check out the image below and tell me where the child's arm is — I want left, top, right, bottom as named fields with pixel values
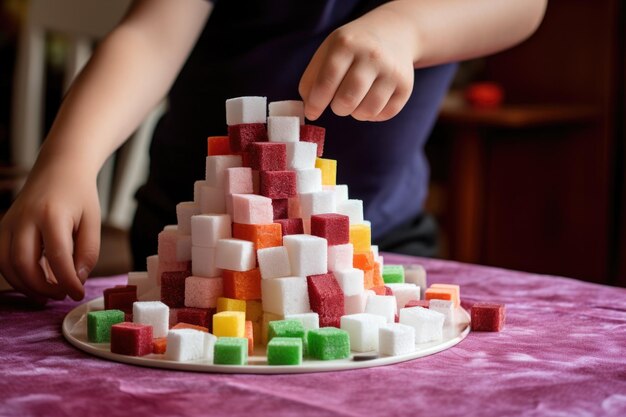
left=0, top=0, right=212, bottom=301
left=300, top=0, right=547, bottom=121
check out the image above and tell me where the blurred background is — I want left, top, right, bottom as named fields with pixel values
left=0, top=0, right=624, bottom=287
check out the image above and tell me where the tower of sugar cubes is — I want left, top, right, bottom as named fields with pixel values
left=110, top=96, right=455, bottom=362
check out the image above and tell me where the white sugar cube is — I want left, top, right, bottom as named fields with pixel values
left=399, top=306, right=445, bottom=344
left=344, top=292, right=368, bottom=315
left=267, top=116, right=300, bottom=142
left=127, top=271, right=152, bottom=298
left=226, top=96, right=267, bottom=126
left=176, top=202, right=200, bottom=235
left=191, top=246, right=220, bottom=278
left=197, top=184, right=226, bottom=214
left=205, top=155, right=242, bottom=188
left=386, top=283, right=421, bottom=311
left=133, top=301, right=169, bottom=338
left=404, top=264, right=428, bottom=296
left=284, top=312, right=319, bottom=331
left=286, top=142, right=317, bottom=170
left=429, top=299, right=455, bottom=326
left=215, top=238, right=256, bottom=271
left=232, top=194, right=273, bottom=225
left=269, top=100, right=305, bottom=124
left=327, top=243, right=353, bottom=272
left=340, top=313, right=387, bottom=352
left=261, top=277, right=311, bottom=316
left=204, top=332, right=217, bottom=362
left=191, top=214, right=232, bottom=248
left=257, top=246, right=292, bottom=279
left=371, top=245, right=380, bottom=261
left=299, top=190, right=336, bottom=220
left=176, top=235, right=191, bottom=262
left=295, top=169, right=322, bottom=194
left=184, top=276, right=223, bottom=308
left=166, top=329, right=206, bottom=361
left=365, top=295, right=397, bottom=323
left=283, top=234, right=328, bottom=277
left=323, top=184, right=349, bottom=204
left=379, top=323, right=416, bottom=356
left=333, top=268, right=364, bottom=296
left=336, top=199, right=364, bottom=224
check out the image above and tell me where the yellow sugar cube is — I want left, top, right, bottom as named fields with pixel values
left=217, top=297, right=246, bottom=313
left=245, top=300, right=263, bottom=323
left=213, top=311, right=246, bottom=337
left=350, top=223, right=371, bottom=253
left=315, top=158, right=337, bottom=186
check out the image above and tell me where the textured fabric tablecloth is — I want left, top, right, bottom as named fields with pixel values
left=1, top=255, right=625, bottom=417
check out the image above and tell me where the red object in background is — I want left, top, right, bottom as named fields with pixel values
left=464, top=82, right=504, bottom=108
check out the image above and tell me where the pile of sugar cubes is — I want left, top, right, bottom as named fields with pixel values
left=83, top=97, right=504, bottom=366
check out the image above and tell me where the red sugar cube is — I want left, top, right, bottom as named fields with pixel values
left=249, top=142, right=286, bottom=171
left=260, top=171, right=297, bottom=199
left=272, top=198, right=289, bottom=219
left=161, top=271, right=190, bottom=308
left=274, top=218, right=304, bottom=236
left=104, top=285, right=137, bottom=314
left=471, top=302, right=506, bottom=332
left=228, top=123, right=267, bottom=152
left=310, top=213, right=349, bottom=245
left=207, top=136, right=232, bottom=156
left=110, top=322, right=153, bottom=356
left=307, top=273, right=345, bottom=328
left=405, top=299, right=430, bottom=309
left=176, top=307, right=215, bottom=331
left=300, top=124, right=325, bottom=157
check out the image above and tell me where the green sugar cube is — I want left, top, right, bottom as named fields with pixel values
left=213, top=337, right=248, bottom=365
left=267, top=337, right=303, bottom=365
left=268, top=320, right=305, bottom=343
left=87, top=309, right=125, bottom=343
left=307, top=327, right=350, bottom=360
left=382, top=265, right=405, bottom=284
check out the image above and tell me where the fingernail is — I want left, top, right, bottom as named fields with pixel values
left=77, top=266, right=90, bottom=282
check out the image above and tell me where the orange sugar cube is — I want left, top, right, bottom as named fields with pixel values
left=245, top=320, right=254, bottom=355
left=207, top=136, right=232, bottom=156
left=152, top=337, right=167, bottom=354
left=430, top=283, right=460, bottom=307
left=353, top=251, right=375, bottom=270
left=371, top=286, right=387, bottom=296
left=171, top=322, right=209, bottom=332
left=232, top=223, right=282, bottom=250
left=425, top=287, right=455, bottom=305
left=363, top=268, right=375, bottom=290
left=223, top=268, right=262, bottom=300
left=372, top=262, right=384, bottom=287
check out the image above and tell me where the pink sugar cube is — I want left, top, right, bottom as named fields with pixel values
left=405, top=299, right=430, bottom=309
left=228, top=123, right=267, bottom=152
left=225, top=167, right=254, bottom=195
left=272, top=198, right=289, bottom=220
left=471, top=302, right=506, bottom=332
left=274, top=218, right=304, bottom=236
left=184, top=276, right=223, bottom=309
left=310, top=213, right=349, bottom=246
left=157, top=229, right=179, bottom=263
left=300, top=124, right=325, bottom=157
left=110, top=322, right=153, bottom=356
left=232, top=194, right=273, bottom=225
left=161, top=271, right=190, bottom=308
left=307, top=273, right=344, bottom=328
left=260, top=170, right=297, bottom=199
left=249, top=142, right=286, bottom=171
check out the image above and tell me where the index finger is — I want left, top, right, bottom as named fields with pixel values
left=40, top=218, right=84, bottom=301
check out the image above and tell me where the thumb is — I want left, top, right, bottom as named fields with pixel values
left=73, top=206, right=101, bottom=284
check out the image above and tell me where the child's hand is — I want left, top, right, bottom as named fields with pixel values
left=299, top=7, right=416, bottom=122
left=0, top=168, right=101, bottom=302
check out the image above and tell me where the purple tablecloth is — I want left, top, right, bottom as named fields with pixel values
left=1, top=255, right=625, bottom=417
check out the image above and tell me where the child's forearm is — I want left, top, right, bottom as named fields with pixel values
left=366, top=0, right=547, bottom=68
left=33, top=0, right=212, bottom=180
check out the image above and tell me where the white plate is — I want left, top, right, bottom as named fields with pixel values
left=62, top=297, right=471, bottom=374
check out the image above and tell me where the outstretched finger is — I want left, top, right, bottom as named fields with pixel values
left=40, top=217, right=84, bottom=301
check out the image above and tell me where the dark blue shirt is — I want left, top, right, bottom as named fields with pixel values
left=141, top=0, right=456, bottom=240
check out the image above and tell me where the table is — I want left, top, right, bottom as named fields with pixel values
left=1, top=254, right=625, bottom=417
